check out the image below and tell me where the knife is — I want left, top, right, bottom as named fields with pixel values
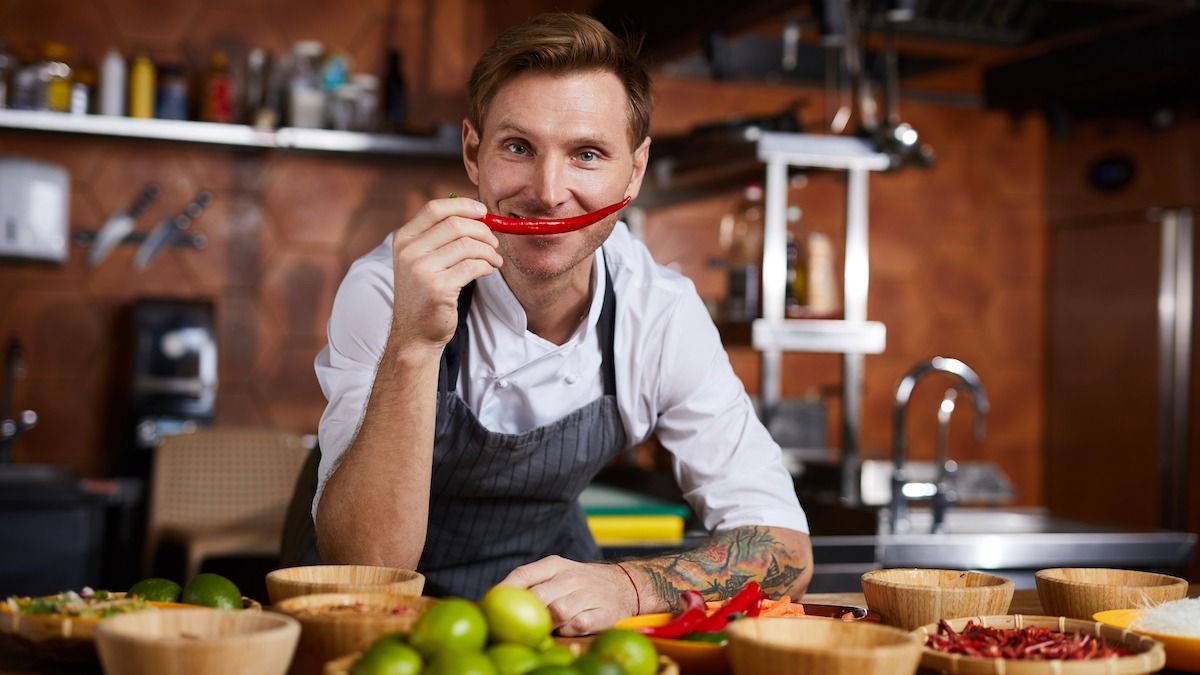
left=88, top=183, right=160, bottom=268
left=133, top=191, right=214, bottom=271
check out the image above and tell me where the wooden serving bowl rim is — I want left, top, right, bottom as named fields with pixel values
left=95, top=607, right=299, bottom=645
left=1034, top=568, right=1189, bottom=590
left=862, top=568, right=1014, bottom=592
left=727, top=615, right=923, bottom=656
left=273, top=591, right=434, bottom=624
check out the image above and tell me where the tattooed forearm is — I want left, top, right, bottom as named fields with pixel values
left=627, top=526, right=809, bottom=612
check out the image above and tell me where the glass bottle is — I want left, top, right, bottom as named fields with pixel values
left=722, top=183, right=765, bottom=323
left=201, top=51, right=233, bottom=123
left=288, top=40, right=325, bottom=128
left=39, top=42, right=72, bottom=112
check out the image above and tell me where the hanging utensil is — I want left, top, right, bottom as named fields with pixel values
left=133, top=191, right=213, bottom=271
left=88, top=183, right=159, bottom=268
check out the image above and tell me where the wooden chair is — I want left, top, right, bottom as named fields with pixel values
left=144, top=428, right=311, bottom=581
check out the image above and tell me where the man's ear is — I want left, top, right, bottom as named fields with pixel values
left=462, top=118, right=481, bottom=186
left=624, top=136, right=652, bottom=200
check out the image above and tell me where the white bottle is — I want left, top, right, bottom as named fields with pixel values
left=99, top=47, right=125, bottom=116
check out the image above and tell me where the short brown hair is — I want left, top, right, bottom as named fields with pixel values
left=467, top=13, right=652, bottom=149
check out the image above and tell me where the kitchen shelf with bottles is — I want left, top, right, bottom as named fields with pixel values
left=631, top=131, right=890, bottom=504
left=0, top=109, right=462, bottom=159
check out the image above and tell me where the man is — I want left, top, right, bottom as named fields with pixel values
left=312, top=13, right=812, bottom=636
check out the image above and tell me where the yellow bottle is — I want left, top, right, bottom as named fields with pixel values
left=42, top=42, right=72, bottom=112
left=128, top=54, right=155, bottom=118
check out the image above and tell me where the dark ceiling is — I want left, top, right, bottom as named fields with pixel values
left=591, top=0, right=1200, bottom=120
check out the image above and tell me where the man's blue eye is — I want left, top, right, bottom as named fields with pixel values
left=506, top=143, right=528, bottom=155
left=579, top=151, right=597, bottom=162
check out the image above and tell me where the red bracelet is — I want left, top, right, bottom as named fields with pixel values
left=615, top=562, right=640, bottom=616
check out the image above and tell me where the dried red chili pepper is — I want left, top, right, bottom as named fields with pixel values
left=482, top=196, right=632, bottom=235
left=693, top=582, right=766, bottom=633
left=925, top=620, right=1131, bottom=661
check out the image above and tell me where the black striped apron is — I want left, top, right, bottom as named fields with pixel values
left=419, top=261, right=627, bottom=599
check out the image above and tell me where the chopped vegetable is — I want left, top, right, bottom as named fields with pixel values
left=3, top=590, right=149, bottom=618
left=926, top=620, right=1131, bottom=660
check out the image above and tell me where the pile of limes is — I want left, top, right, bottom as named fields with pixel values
left=351, top=585, right=658, bottom=675
left=127, top=573, right=243, bottom=609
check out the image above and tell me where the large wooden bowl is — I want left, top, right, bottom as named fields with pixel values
left=1034, top=568, right=1188, bottom=620
left=725, top=616, right=922, bottom=675
left=861, top=569, right=1014, bottom=630
left=95, top=607, right=300, bottom=675
left=272, top=592, right=435, bottom=675
left=265, top=565, right=425, bottom=604
left=912, top=614, right=1165, bottom=674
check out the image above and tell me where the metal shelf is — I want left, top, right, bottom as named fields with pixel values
left=0, top=109, right=462, bottom=158
left=752, top=319, right=886, bottom=354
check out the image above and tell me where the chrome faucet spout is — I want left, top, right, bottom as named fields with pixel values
left=890, top=356, right=989, bottom=534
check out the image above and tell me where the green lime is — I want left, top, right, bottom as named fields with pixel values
left=587, top=630, right=657, bottom=675
left=480, top=586, right=553, bottom=649
left=528, top=667, right=580, bottom=675
left=408, top=597, right=488, bottom=658
left=180, top=573, right=242, bottom=609
left=538, top=645, right=575, bottom=667
left=425, top=650, right=498, bottom=675
left=127, top=577, right=182, bottom=602
left=488, top=643, right=542, bottom=675
left=573, top=654, right=627, bottom=675
left=352, top=639, right=423, bottom=675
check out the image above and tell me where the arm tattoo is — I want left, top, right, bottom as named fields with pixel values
left=631, top=526, right=806, bottom=611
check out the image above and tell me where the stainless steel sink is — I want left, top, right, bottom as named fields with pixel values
left=807, top=507, right=1197, bottom=592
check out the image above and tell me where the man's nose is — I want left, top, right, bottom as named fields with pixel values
left=531, top=156, right=569, bottom=211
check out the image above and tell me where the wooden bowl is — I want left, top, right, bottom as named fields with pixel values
left=273, top=592, right=435, bottom=675
left=861, top=569, right=1014, bottom=630
left=913, top=614, right=1165, bottom=674
left=265, top=565, right=425, bottom=604
left=725, top=616, right=922, bottom=675
left=95, top=607, right=300, bottom=675
left=1034, top=568, right=1188, bottom=620
left=323, top=649, right=682, bottom=674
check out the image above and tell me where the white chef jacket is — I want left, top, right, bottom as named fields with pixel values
left=313, top=222, right=809, bottom=535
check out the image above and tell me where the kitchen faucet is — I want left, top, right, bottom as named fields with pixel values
left=1, top=337, right=38, bottom=464
left=890, top=356, right=988, bottom=534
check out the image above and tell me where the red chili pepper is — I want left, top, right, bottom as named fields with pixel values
left=640, top=590, right=706, bottom=639
left=482, top=196, right=632, bottom=235
left=693, top=582, right=765, bottom=633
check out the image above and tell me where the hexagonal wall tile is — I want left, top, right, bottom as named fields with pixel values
left=259, top=249, right=341, bottom=342
left=263, top=154, right=374, bottom=248
left=16, top=382, right=107, bottom=475
left=217, top=295, right=261, bottom=385
left=0, top=135, right=108, bottom=187
left=2, top=0, right=118, bottom=63
left=178, top=146, right=268, bottom=194
left=90, top=142, right=201, bottom=230
left=175, top=192, right=267, bottom=294
left=264, top=0, right=373, bottom=59
left=0, top=289, right=108, bottom=381
left=214, top=383, right=272, bottom=427
left=104, top=0, right=202, bottom=53
left=180, top=5, right=286, bottom=76
left=256, top=341, right=327, bottom=434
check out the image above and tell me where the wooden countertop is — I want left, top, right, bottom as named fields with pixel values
left=3, top=586, right=1197, bottom=674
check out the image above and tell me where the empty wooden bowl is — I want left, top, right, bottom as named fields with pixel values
left=861, top=569, right=1014, bottom=630
left=1035, top=568, right=1188, bottom=620
left=725, top=616, right=922, bottom=675
left=273, top=592, right=435, bottom=675
left=264, top=565, right=425, bottom=604
left=913, top=614, right=1165, bottom=674
left=94, top=608, right=300, bottom=675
